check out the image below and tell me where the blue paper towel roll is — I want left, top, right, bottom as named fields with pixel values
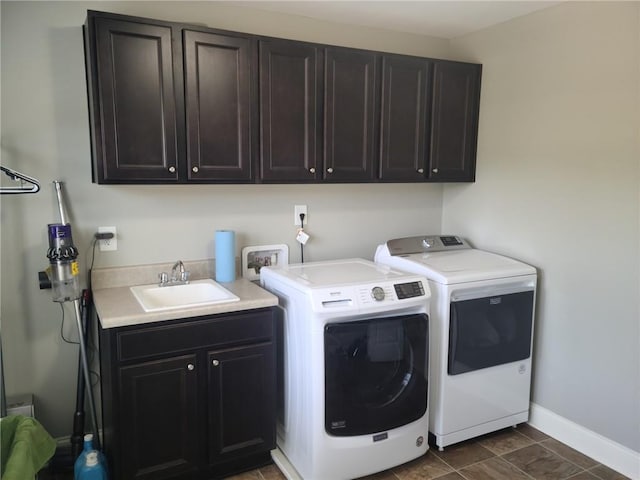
left=215, top=230, right=236, bottom=282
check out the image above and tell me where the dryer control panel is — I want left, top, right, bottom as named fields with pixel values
left=387, top=235, right=471, bottom=255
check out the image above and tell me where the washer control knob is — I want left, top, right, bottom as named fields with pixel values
left=371, top=286, right=385, bottom=301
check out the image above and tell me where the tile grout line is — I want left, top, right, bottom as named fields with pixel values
left=260, top=425, right=624, bottom=480
left=433, top=428, right=576, bottom=480
left=536, top=439, right=609, bottom=479
left=495, top=439, right=554, bottom=480
left=428, top=446, right=466, bottom=478
left=453, top=450, right=539, bottom=480
left=584, top=465, right=620, bottom=480
left=493, top=429, right=543, bottom=480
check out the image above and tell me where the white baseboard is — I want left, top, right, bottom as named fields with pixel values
left=529, top=403, right=640, bottom=480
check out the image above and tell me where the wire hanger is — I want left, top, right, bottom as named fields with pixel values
left=0, top=165, right=41, bottom=194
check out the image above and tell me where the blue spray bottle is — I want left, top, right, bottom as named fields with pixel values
left=74, top=434, right=107, bottom=479
left=77, top=451, right=107, bottom=480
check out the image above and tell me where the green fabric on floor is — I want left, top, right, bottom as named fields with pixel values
left=1, top=415, right=56, bottom=480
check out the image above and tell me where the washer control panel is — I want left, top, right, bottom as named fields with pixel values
left=311, top=279, right=428, bottom=312
left=394, top=281, right=426, bottom=299
left=371, top=286, right=386, bottom=301
left=368, top=282, right=426, bottom=301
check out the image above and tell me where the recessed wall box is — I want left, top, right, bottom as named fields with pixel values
left=242, top=244, right=289, bottom=282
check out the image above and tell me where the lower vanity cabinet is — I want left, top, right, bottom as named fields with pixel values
left=99, top=308, right=276, bottom=480
left=207, top=343, right=275, bottom=466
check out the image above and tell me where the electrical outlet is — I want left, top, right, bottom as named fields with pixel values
left=98, top=226, right=117, bottom=251
left=294, top=205, right=307, bottom=226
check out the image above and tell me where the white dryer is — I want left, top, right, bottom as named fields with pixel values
left=260, top=258, right=431, bottom=480
left=375, top=235, right=537, bottom=450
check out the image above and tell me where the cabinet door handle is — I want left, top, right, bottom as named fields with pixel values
left=212, top=359, right=219, bottom=366
left=417, top=168, right=424, bottom=174
left=309, top=168, right=316, bottom=174
left=432, top=168, right=439, bottom=173
left=192, top=166, right=199, bottom=173
left=187, top=363, right=195, bottom=371
left=168, top=166, right=176, bottom=173
left=327, top=167, right=334, bottom=174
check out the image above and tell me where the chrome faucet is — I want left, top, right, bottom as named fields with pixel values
left=158, top=260, right=190, bottom=286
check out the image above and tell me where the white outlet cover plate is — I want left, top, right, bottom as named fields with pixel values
left=98, top=226, right=117, bottom=251
left=294, top=205, right=307, bottom=225
left=242, top=244, right=289, bottom=281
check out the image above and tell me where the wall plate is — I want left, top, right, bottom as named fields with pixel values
left=242, top=244, right=289, bottom=282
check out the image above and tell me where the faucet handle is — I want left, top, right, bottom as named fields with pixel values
left=180, top=270, right=190, bottom=283
left=159, top=272, right=169, bottom=286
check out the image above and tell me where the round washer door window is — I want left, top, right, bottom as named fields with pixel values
left=324, top=314, right=428, bottom=436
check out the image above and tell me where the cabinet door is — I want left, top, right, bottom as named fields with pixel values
left=259, top=40, right=322, bottom=182
left=379, top=55, right=431, bottom=182
left=429, top=61, right=481, bottom=182
left=324, top=48, right=378, bottom=182
left=184, top=30, right=254, bottom=182
left=207, top=343, right=276, bottom=464
left=119, top=354, right=200, bottom=480
left=89, top=16, right=179, bottom=183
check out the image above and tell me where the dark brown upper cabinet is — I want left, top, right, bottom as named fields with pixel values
left=85, top=11, right=481, bottom=185
left=259, top=44, right=379, bottom=183
left=183, top=30, right=254, bottom=182
left=428, top=60, right=482, bottom=182
left=84, top=11, right=255, bottom=184
left=85, top=14, right=180, bottom=183
left=258, top=39, right=323, bottom=182
left=323, top=48, right=379, bottom=182
left=379, top=55, right=432, bottom=182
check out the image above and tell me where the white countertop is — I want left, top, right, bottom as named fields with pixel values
left=92, top=260, right=278, bottom=329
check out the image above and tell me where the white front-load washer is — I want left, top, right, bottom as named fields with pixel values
left=260, top=258, right=431, bottom=480
left=375, top=236, right=537, bottom=450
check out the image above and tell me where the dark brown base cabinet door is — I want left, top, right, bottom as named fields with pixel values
left=207, top=343, right=276, bottom=465
left=429, top=61, right=482, bottom=182
left=379, top=55, right=432, bottom=182
left=259, top=40, right=323, bottom=182
left=119, top=354, right=200, bottom=480
left=323, top=48, right=379, bottom=182
left=86, top=15, right=180, bottom=183
left=183, top=31, right=254, bottom=182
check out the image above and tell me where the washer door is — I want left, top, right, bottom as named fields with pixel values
left=324, top=314, right=428, bottom=436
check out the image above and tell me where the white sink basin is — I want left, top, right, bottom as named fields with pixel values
left=130, top=279, right=240, bottom=312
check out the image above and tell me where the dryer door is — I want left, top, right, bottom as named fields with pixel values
left=448, top=289, right=534, bottom=375
left=324, top=313, right=428, bottom=436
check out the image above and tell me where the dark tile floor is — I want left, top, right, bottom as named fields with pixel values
left=42, top=424, right=630, bottom=480
left=227, top=425, right=631, bottom=480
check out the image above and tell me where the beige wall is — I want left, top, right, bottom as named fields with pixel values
left=445, top=2, right=640, bottom=452
left=0, top=1, right=447, bottom=437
